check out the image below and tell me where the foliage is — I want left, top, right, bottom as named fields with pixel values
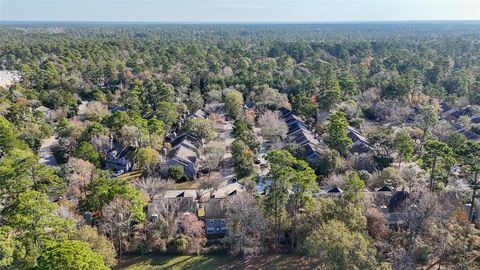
left=224, top=90, right=244, bottom=119
left=325, top=112, right=352, bottom=156
left=184, top=118, right=216, bottom=143
left=36, top=240, right=108, bottom=270
left=168, top=165, right=185, bottom=181
left=84, top=176, right=146, bottom=222
left=74, top=141, right=101, bottom=166
left=73, top=226, right=118, bottom=268
left=304, top=220, right=384, bottom=270
left=136, top=147, right=160, bottom=173
left=231, top=139, right=255, bottom=178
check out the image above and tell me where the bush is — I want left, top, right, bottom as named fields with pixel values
left=171, top=236, right=190, bottom=254
left=168, top=165, right=185, bottom=181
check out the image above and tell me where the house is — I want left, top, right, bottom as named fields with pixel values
left=471, top=115, right=480, bottom=124
left=204, top=198, right=228, bottom=235
left=105, top=142, right=136, bottom=172
left=211, top=183, right=244, bottom=199
left=278, top=107, right=323, bottom=166
left=162, top=133, right=201, bottom=178
left=147, top=193, right=198, bottom=222
left=347, top=126, right=373, bottom=154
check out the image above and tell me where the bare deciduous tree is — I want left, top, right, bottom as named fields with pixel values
left=223, top=193, right=266, bottom=257
left=100, top=198, right=133, bottom=257
left=85, top=101, right=110, bottom=121
left=195, top=176, right=223, bottom=201
left=91, top=134, right=111, bottom=159
left=258, top=111, right=288, bottom=142
left=177, top=214, right=206, bottom=255
left=134, top=177, right=175, bottom=201
left=202, top=142, right=226, bottom=172
left=65, top=157, right=96, bottom=199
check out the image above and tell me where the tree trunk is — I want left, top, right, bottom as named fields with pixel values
left=469, top=172, right=478, bottom=222
left=429, top=156, right=437, bottom=192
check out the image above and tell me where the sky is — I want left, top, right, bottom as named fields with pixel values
left=0, top=0, right=479, bottom=23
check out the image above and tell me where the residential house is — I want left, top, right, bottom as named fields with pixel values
left=162, top=133, right=201, bottom=178
left=105, top=142, right=136, bottom=172
left=278, top=107, right=323, bottom=166
left=147, top=190, right=198, bottom=221
left=347, top=126, right=373, bottom=155
left=204, top=198, right=228, bottom=235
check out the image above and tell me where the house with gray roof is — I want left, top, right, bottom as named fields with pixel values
left=278, top=107, right=323, bottom=166
left=105, top=142, right=136, bottom=172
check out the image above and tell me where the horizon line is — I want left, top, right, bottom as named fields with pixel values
left=1, top=19, right=480, bottom=25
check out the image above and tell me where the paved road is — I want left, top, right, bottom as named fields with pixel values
left=38, top=136, right=59, bottom=166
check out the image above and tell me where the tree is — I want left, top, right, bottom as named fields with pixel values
left=134, top=177, right=175, bottom=201
left=85, top=101, right=110, bottom=121
left=339, top=71, right=360, bottom=99
left=317, top=68, right=342, bottom=111
left=231, top=139, right=254, bottom=178
left=224, top=193, right=267, bottom=257
left=195, top=176, right=223, bottom=201
left=0, top=149, right=64, bottom=206
left=224, top=90, right=244, bottom=119
left=0, top=115, right=22, bottom=152
left=459, top=141, right=480, bottom=221
left=147, top=118, right=166, bottom=149
left=304, top=220, right=382, bottom=270
left=65, top=157, right=96, bottom=199
left=325, top=112, right=352, bottom=156
left=73, top=226, right=117, bottom=268
left=168, top=165, right=185, bottom=181
left=36, top=240, right=108, bottom=270
left=74, top=141, right=101, bottom=166
left=100, top=198, right=134, bottom=257
left=136, top=147, right=160, bottom=174
left=292, top=95, right=317, bottom=121
left=184, top=118, right=216, bottom=143
left=5, top=191, right=74, bottom=268
left=265, top=150, right=317, bottom=250
left=257, top=111, right=288, bottom=142
left=421, top=140, right=455, bottom=191
left=394, top=131, right=414, bottom=168
left=177, top=214, right=206, bottom=255
left=416, top=105, right=439, bottom=144
left=156, top=101, right=179, bottom=129
left=202, top=142, right=226, bottom=172
left=84, top=176, right=146, bottom=222
left=0, top=226, right=18, bottom=268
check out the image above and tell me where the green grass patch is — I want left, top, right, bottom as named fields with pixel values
left=174, top=181, right=197, bottom=189
left=117, top=170, right=142, bottom=181
left=117, top=254, right=320, bottom=270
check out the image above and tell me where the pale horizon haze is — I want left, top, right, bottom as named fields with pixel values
left=0, top=0, right=479, bottom=23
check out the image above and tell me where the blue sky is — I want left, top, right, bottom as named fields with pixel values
left=1, top=0, right=479, bottom=22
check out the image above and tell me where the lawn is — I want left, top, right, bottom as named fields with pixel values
left=117, top=254, right=320, bottom=270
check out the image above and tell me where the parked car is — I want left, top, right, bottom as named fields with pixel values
left=113, top=170, right=124, bottom=177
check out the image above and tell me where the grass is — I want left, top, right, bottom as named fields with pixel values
left=174, top=181, right=197, bottom=189
left=117, top=170, right=142, bottom=181
left=117, top=254, right=320, bottom=270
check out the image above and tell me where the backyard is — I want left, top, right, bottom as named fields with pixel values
left=117, top=254, right=320, bottom=270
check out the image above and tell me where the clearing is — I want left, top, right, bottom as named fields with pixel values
left=117, top=254, right=320, bottom=270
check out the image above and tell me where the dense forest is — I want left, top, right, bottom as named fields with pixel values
left=0, top=23, right=480, bottom=269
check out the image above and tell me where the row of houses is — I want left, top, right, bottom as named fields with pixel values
left=278, top=107, right=323, bottom=165
left=147, top=183, right=244, bottom=235
left=440, top=103, right=480, bottom=141
left=104, top=109, right=209, bottom=177
left=278, top=107, right=373, bottom=160
left=160, top=109, right=209, bottom=179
